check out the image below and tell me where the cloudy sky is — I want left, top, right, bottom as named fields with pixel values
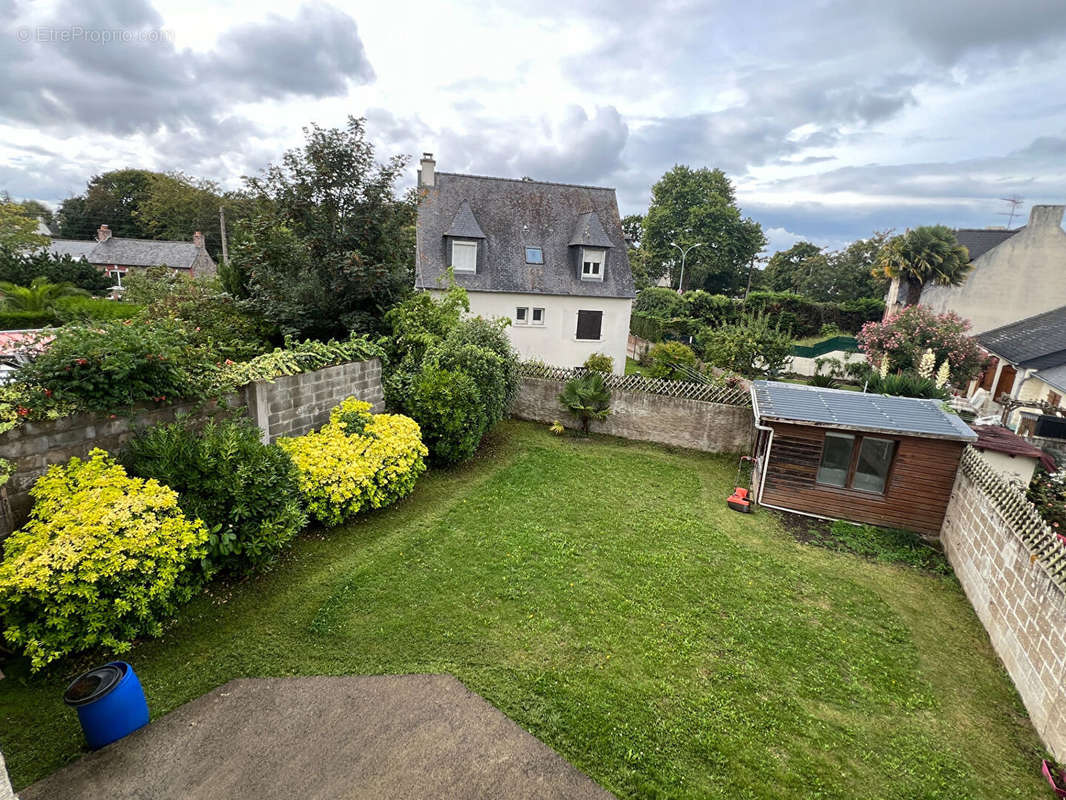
left=3, top=0, right=1066, bottom=253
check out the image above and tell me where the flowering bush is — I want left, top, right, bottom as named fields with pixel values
left=0, top=450, right=208, bottom=670
left=278, top=398, right=427, bottom=526
left=856, top=306, right=986, bottom=385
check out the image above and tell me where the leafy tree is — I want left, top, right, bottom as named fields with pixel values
left=646, top=341, right=699, bottom=380
left=0, top=202, right=49, bottom=251
left=697, top=312, right=792, bottom=377
left=0, top=246, right=114, bottom=293
left=621, top=214, right=644, bottom=247
left=558, top=372, right=611, bottom=435
left=763, top=242, right=824, bottom=293
left=56, top=169, right=157, bottom=239
left=811, top=233, right=890, bottom=302
left=874, top=225, right=972, bottom=306
left=0, top=277, right=87, bottom=311
left=634, top=287, right=686, bottom=318
left=642, top=166, right=765, bottom=295
left=237, top=117, right=416, bottom=339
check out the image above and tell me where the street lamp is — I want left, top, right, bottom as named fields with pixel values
left=670, top=241, right=703, bottom=294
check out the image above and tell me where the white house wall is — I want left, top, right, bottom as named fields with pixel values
left=919, top=206, right=1066, bottom=334
left=429, top=290, right=632, bottom=374
left=976, top=449, right=1039, bottom=486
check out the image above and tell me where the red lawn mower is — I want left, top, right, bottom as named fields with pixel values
left=727, top=456, right=757, bottom=513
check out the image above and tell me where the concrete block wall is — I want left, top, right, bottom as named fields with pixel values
left=247, top=359, right=384, bottom=443
left=513, top=376, right=753, bottom=453
left=0, top=359, right=384, bottom=536
left=940, top=468, right=1066, bottom=760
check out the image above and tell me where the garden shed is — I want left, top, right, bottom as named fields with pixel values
left=750, top=381, right=977, bottom=535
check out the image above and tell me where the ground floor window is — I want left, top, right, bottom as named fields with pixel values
left=576, top=310, right=603, bottom=340
left=515, top=307, right=528, bottom=324
left=531, top=307, right=544, bottom=325
left=815, top=432, right=895, bottom=494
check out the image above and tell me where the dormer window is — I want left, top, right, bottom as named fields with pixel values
left=525, top=247, right=544, bottom=264
left=581, top=248, right=605, bottom=281
left=451, top=240, right=478, bottom=273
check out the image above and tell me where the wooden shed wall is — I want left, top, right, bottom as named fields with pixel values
left=760, top=421, right=966, bottom=535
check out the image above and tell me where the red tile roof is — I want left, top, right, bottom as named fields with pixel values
left=971, top=424, right=1056, bottom=472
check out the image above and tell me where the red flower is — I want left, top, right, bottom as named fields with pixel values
left=76, top=358, right=88, bottom=366
left=16, top=406, right=29, bottom=417
left=43, top=389, right=52, bottom=398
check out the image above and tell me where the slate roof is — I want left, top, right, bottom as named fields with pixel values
left=970, top=424, right=1055, bottom=471
left=47, top=237, right=202, bottom=269
left=977, top=305, right=1066, bottom=367
left=955, top=227, right=1020, bottom=261
left=416, top=172, right=635, bottom=298
left=444, top=201, right=486, bottom=238
left=751, top=380, right=977, bottom=442
left=1035, top=364, right=1066, bottom=395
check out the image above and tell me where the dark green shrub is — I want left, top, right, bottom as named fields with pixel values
left=407, top=366, right=486, bottom=464
left=17, top=319, right=215, bottom=410
left=697, top=313, right=792, bottom=378
left=629, top=311, right=664, bottom=341
left=0, top=310, right=55, bottom=330
left=0, top=246, right=114, bottom=294
left=122, top=416, right=307, bottom=573
left=807, top=373, right=839, bottom=388
left=559, top=371, right=611, bottom=435
left=634, top=287, right=685, bottom=318
left=53, top=296, right=142, bottom=322
left=866, top=371, right=948, bottom=399
left=646, top=341, right=699, bottom=380
left=683, top=290, right=735, bottom=326
left=584, top=353, right=614, bottom=373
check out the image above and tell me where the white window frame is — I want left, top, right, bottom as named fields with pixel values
left=451, top=240, right=478, bottom=273
left=515, top=306, right=529, bottom=325
left=531, top=307, right=545, bottom=326
left=581, top=248, right=605, bottom=281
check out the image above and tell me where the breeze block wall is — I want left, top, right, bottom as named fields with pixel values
left=513, top=375, right=754, bottom=453
left=246, top=359, right=384, bottom=443
left=940, top=447, right=1066, bottom=760
left=0, top=359, right=384, bottom=536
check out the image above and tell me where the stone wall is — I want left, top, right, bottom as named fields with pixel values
left=940, top=449, right=1066, bottom=760
left=246, top=359, right=384, bottom=443
left=513, top=376, right=753, bottom=453
left=0, top=359, right=384, bottom=535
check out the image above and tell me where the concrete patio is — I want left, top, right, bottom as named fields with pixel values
left=22, top=674, right=615, bottom=800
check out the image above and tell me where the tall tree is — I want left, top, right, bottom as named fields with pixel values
left=809, top=232, right=891, bottom=302
left=0, top=201, right=49, bottom=251
left=762, top=241, right=824, bottom=293
left=874, top=225, right=971, bottom=305
left=233, top=117, right=415, bottom=339
left=56, top=169, right=157, bottom=239
left=642, top=166, right=765, bottom=295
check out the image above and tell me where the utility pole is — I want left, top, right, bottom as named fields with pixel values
left=218, top=206, right=229, bottom=265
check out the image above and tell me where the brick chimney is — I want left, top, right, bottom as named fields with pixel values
left=418, top=152, right=435, bottom=188
left=192, top=231, right=205, bottom=249
left=96, top=224, right=112, bottom=242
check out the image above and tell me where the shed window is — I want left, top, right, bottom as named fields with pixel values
left=853, top=437, right=894, bottom=494
left=816, top=433, right=854, bottom=488
left=581, top=248, right=604, bottom=281
left=451, top=240, right=477, bottom=273
left=525, top=247, right=544, bottom=264
left=576, top=310, right=603, bottom=340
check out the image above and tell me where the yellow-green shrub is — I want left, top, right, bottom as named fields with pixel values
left=278, top=398, right=428, bottom=526
left=0, top=450, right=208, bottom=671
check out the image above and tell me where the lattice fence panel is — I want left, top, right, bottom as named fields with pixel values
left=960, top=446, right=1066, bottom=591
left=518, top=363, right=751, bottom=407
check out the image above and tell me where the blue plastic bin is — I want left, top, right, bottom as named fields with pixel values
left=63, top=661, right=149, bottom=749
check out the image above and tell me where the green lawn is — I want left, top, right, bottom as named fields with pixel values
left=0, top=421, right=1047, bottom=798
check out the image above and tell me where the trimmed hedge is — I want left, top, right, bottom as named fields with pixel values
left=0, top=311, right=56, bottom=330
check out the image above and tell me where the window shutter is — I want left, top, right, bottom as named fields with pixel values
left=576, top=310, right=603, bottom=340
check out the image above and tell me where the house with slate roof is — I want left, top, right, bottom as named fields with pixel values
left=885, top=204, right=1066, bottom=335
left=47, top=224, right=217, bottom=295
left=414, top=154, right=635, bottom=373
left=971, top=304, right=1066, bottom=430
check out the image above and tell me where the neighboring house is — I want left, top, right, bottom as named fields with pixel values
left=970, top=304, right=1066, bottom=430
left=750, top=380, right=977, bottom=535
left=970, top=424, right=1054, bottom=486
left=414, top=154, right=635, bottom=373
left=886, top=204, right=1066, bottom=335
left=47, top=224, right=217, bottom=292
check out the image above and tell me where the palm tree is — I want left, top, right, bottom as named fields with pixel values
left=874, top=225, right=972, bottom=306
left=558, top=372, right=612, bottom=435
left=0, top=277, right=88, bottom=312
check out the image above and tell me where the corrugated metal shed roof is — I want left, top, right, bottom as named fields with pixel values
left=752, top=380, right=977, bottom=441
